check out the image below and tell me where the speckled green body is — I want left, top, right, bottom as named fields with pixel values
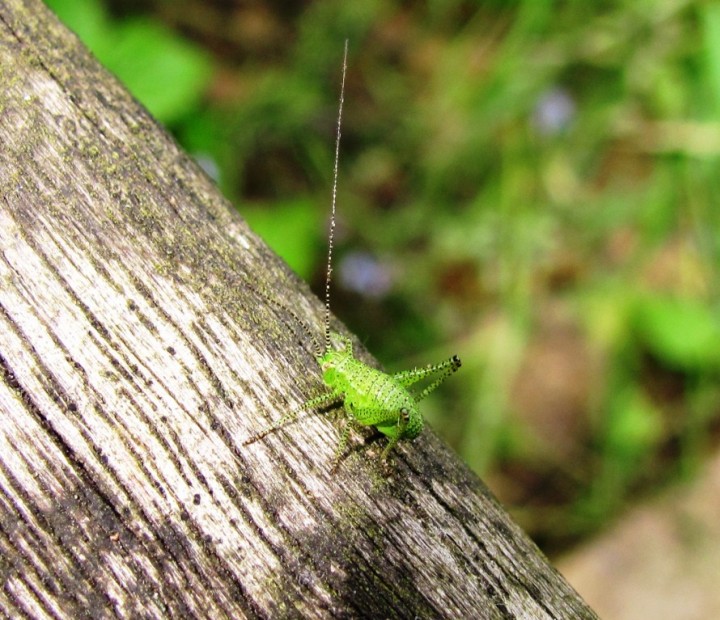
left=244, top=332, right=461, bottom=466
left=319, top=334, right=423, bottom=458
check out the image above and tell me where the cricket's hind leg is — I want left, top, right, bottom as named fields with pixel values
left=392, top=355, right=462, bottom=401
left=244, top=390, right=342, bottom=445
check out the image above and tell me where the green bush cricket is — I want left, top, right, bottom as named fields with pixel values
left=244, top=41, right=461, bottom=469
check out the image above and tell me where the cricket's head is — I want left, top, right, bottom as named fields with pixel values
left=317, top=347, right=347, bottom=383
left=317, top=333, right=352, bottom=381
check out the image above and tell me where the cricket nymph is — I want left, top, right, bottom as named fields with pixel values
left=319, top=334, right=424, bottom=460
left=243, top=41, right=461, bottom=470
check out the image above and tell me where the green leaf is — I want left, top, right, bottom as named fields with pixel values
left=243, top=200, right=320, bottom=280
left=634, top=296, right=720, bottom=370
left=45, top=2, right=211, bottom=124
left=97, top=19, right=212, bottom=124
left=44, top=0, right=110, bottom=48
left=605, top=387, right=663, bottom=459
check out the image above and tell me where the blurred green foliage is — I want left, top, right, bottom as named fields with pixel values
left=46, top=0, right=720, bottom=553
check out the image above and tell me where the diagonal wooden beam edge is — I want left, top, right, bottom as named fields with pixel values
left=0, top=2, right=597, bottom=618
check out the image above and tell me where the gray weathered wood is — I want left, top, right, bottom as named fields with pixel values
left=0, top=1, right=598, bottom=618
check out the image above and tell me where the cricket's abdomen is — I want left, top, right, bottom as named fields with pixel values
left=323, top=353, right=423, bottom=439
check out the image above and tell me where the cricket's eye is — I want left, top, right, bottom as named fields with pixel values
left=400, top=407, right=409, bottom=421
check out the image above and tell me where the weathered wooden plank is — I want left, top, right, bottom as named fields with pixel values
left=0, top=1, right=598, bottom=618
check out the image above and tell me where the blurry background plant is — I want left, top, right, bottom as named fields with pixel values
left=45, top=0, right=720, bottom=556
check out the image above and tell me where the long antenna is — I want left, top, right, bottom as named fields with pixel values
left=323, top=39, right=348, bottom=355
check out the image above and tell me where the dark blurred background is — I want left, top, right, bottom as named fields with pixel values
left=43, top=0, right=720, bottom=613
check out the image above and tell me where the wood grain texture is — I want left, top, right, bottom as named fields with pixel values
left=0, top=1, right=598, bottom=618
